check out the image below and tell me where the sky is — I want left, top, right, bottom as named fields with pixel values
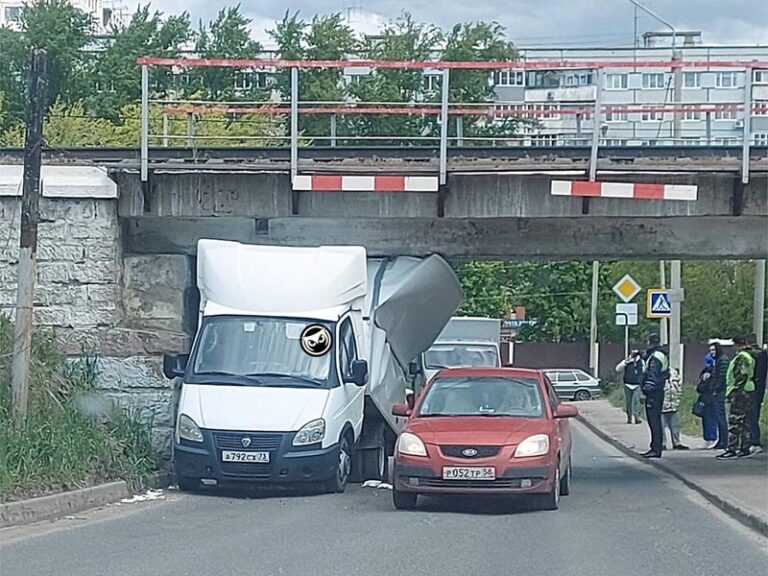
left=147, top=0, right=768, bottom=48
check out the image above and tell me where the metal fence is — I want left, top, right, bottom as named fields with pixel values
left=138, top=56, right=768, bottom=188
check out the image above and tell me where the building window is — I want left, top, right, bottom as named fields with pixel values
left=716, top=137, right=737, bottom=146
left=754, top=133, right=768, bottom=146
left=683, top=72, right=701, bottom=89
left=605, top=109, right=628, bottom=122
left=4, top=6, right=21, bottom=22
left=682, top=106, right=701, bottom=121
left=714, top=109, right=738, bottom=120
left=563, top=103, right=593, bottom=121
left=641, top=109, right=664, bottom=122
left=642, top=73, right=667, bottom=89
left=753, top=100, right=768, bottom=117
left=605, top=74, right=628, bottom=90
left=680, top=137, right=701, bottom=146
left=234, top=72, right=253, bottom=91
left=530, top=134, right=558, bottom=147
left=715, top=72, right=739, bottom=88
left=643, top=139, right=658, bottom=147
left=528, top=103, right=560, bottom=119
left=423, top=75, right=441, bottom=92
left=753, top=70, right=768, bottom=85
left=562, top=70, right=593, bottom=86
left=494, top=70, right=524, bottom=87
left=601, top=139, right=627, bottom=146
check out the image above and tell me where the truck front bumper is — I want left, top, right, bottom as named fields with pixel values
left=174, top=429, right=339, bottom=485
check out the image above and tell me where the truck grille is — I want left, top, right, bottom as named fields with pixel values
left=220, top=462, right=273, bottom=478
left=440, top=445, right=501, bottom=459
left=213, top=432, right=282, bottom=451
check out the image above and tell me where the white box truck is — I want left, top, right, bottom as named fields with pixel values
left=422, top=316, right=502, bottom=383
left=163, top=240, right=462, bottom=492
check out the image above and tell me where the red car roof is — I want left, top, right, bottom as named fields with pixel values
left=431, top=367, right=542, bottom=378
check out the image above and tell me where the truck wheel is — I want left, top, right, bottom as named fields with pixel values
left=323, top=436, right=352, bottom=494
left=392, top=488, right=418, bottom=510
left=361, top=441, right=387, bottom=482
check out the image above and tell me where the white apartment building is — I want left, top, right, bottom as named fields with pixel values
left=0, top=0, right=127, bottom=33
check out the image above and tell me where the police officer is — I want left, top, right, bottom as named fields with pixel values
left=641, top=333, right=668, bottom=459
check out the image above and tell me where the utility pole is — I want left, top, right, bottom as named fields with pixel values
left=11, top=49, right=47, bottom=425
left=755, top=260, right=766, bottom=345
left=659, top=260, right=668, bottom=345
left=589, top=261, right=600, bottom=376
left=669, top=260, right=682, bottom=376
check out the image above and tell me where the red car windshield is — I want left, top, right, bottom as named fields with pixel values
left=418, top=376, right=544, bottom=418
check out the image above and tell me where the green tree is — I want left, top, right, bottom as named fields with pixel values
left=89, top=5, right=192, bottom=121
left=345, top=13, right=442, bottom=145
left=22, top=0, right=93, bottom=108
left=455, top=261, right=511, bottom=318
left=439, top=21, right=522, bottom=143
left=193, top=6, right=264, bottom=102
left=0, top=29, right=27, bottom=132
left=269, top=12, right=358, bottom=143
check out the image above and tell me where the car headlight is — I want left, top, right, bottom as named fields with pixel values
left=293, top=419, right=326, bottom=446
left=514, top=434, right=550, bottom=458
left=178, top=414, right=203, bottom=443
left=397, top=432, right=427, bottom=457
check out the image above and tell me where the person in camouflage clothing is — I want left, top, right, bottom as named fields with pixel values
left=661, top=368, right=689, bottom=450
left=717, top=336, right=756, bottom=459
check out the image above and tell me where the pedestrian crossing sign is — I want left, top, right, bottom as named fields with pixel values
left=647, top=289, right=672, bottom=318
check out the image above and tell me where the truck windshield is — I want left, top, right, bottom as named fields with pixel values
left=424, top=344, right=499, bottom=369
left=189, top=316, right=332, bottom=386
left=418, top=376, right=544, bottom=418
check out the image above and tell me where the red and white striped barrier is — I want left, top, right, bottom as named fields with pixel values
left=551, top=180, right=697, bottom=201
left=293, top=174, right=439, bottom=192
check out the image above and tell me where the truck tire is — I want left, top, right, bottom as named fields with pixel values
left=352, top=425, right=388, bottom=483
left=322, top=436, right=352, bottom=494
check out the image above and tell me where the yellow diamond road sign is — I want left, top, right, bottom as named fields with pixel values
left=613, top=274, right=641, bottom=303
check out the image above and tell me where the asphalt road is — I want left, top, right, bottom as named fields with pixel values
left=2, top=422, right=766, bottom=576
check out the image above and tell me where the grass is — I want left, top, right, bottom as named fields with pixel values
left=0, top=315, right=158, bottom=501
left=604, top=380, right=768, bottom=446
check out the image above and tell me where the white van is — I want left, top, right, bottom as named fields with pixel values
left=163, top=240, right=461, bottom=492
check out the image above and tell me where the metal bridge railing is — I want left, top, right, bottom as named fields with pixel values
left=139, top=57, right=768, bottom=189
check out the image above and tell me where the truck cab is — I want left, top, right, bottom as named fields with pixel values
left=423, top=317, right=502, bottom=383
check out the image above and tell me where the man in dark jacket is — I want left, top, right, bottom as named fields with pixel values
left=747, top=334, right=767, bottom=454
left=709, top=341, right=730, bottom=450
left=640, top=333, right=668, bottom=458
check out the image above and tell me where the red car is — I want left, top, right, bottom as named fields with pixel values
left=391, top=368, right=578, bottom=511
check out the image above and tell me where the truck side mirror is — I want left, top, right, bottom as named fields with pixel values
left=163, top=353, right=189, bottom=380
left=407, top=361, right=419, bottom=376
left=392, top=403, right=412, bottom=417
left=350, top=359, right=368, bottom=386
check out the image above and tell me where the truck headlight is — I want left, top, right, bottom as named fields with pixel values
left=397, top=432, right=427, bottom=457
left=178, top=414, right=204, bottom=443
left=514, top=434, right=550, bottom=458
left=293, top=419, right=326, bottom=446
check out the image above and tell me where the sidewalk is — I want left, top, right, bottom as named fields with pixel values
left=577, top=399, right=768, bottom=535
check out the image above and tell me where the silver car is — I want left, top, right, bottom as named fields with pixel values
left=544, top=369, right=602, bottom=401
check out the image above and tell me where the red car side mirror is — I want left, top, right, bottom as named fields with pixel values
left=392, top=403, right=412, bottom=418
left=555, top=404, right=579, bottom=419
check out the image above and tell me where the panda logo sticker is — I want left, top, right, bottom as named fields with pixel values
left=300, top=325, right=332, bottom=357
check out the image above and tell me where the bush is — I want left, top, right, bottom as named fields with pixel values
left=0, top=315, right=158, bottom=500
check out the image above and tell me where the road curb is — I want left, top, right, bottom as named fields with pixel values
left=577, top=414, right=768, bottom=537
left=0, top=472, right=170, bottom=529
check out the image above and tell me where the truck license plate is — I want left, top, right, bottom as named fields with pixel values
left=221, top=451, right=270, bottom=463
left=442, top=467, right=495, bottom=480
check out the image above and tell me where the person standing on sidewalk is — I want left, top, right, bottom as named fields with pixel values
left=709, top=341, right=730, bottom=451
left=662, top=368, right=689, bottom=451
left=698, top=351, right=718, bottom=448
left=616, top=350, right=644, bottom=425
left=718, top=336, right=756, bottom=459
left=640, top=333, right=668, bottom=459
left=746, top=334, right=767, bottom=454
